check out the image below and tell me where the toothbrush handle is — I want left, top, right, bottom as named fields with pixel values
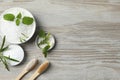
left=28, top=72, right=39, bottom=80
left=15, top=70, right=28, bottom=80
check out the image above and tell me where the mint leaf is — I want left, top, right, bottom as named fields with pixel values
left=42, top=45, right=50, bottom=57
left=38, top=30, right=46, bottom=38
left=16, top=19, right=20, bottom=26
left=22, top=16, right=33, bottom=25
left=16, top=12, right=22, bottom=19
left=3, top=14, right=15, bottom=21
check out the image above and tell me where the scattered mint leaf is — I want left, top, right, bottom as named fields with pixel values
left=42, top=45, right=50, bottom=57
left=16, top=12, right=22, bottom=19
left=22, top=16, right=33, bottom=25
left=16, top=19, right=20, bottom=26
left=3, top=14, right=15, bottom=21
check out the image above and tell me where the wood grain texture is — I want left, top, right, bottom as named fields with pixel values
left=0, top=0, right=120, bottom=80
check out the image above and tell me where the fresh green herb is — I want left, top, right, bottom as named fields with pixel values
left=0, top=57, right=9, bottom=71
left=37, top=30, right=51, bottom=57
left=21, top=33, right=28, bottom=38
left=19, top=33, right=28, bottom=42
left=3, top=13, right=15, bottom=21
left=19, top=37, right=26, bottom=43
left=0, top=36, right=19, bottom=71
left=4, top=56, right=19, bottom=62
left=0, top=36, right=6, bottom=50
left=42, top=45, right=50, bottom=57
left=16, top=12, right=22, bottom=19
left=22, top=16, right=33, bottom=25
left=16, top=19, right=20, bottom=26
left=38, top=30, right=46, bottom=38
left=16, top=13, right=21, bottom=26
left=38, top=33, right=50, bottom=46
left=19, top=33, right=28, bottom=43
left=0, top=46, right=9, bottom=52
left=3, top=12, right=34, bottom=26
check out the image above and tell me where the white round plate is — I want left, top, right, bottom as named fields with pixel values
left=0, top=7, right=36, bottom=44
left=35, top=33, right=55, bottom=50
left=3, top=45, right=24, bottom=66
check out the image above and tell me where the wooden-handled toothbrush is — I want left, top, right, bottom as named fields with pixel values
left=28, top=60, right=49, bottom=80
left=15, top=59, right=38, bottom=80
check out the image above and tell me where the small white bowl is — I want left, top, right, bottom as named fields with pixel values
left=0, top=7, right=36, bottom=44
left=3, top=45, right=24, bottom=66
left=35, top=33, right=55, bottom=51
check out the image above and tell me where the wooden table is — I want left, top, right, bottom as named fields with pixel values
left=1, top=0, right=120, bottom=80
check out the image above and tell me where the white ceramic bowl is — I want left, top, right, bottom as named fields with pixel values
left=3, top=45, right=24, bottom=66
left=0, top=7, right=36, bottom=44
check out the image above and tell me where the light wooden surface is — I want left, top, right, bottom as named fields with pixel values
left=1, top=0, right=120, bottom=80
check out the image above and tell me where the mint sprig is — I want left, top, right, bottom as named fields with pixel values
left=3, top=12, right=34, bottom=26
left=0, top=36, right=19, bottom=71
left=37, top=30, right=51, bottom=57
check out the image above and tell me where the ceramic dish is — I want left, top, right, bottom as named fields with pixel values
left=3, top=45, right=24, bottom=66
left=0, top=7, right=36, bottom=44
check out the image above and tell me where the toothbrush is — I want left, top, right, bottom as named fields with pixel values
left=28, top=60, right=49, bottom=80
left=15, top=59, right=38, bottom=80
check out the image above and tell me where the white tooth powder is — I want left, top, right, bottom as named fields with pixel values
left=0, top=7, right=36, bottom=44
